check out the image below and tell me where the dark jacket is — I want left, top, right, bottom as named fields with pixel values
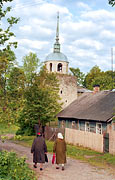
left=31, top=136, right=47, bottom=163
left=53, top=138, right=66, bottom=164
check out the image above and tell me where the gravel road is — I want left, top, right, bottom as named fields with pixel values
left=0, top=140, right=115, bottom=180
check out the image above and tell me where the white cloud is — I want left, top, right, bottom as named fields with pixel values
left=19, top=22, right=52, bottom=36
left=19, top=25, right=32, bottom=33
left=38, top=3, right=69, bottom=16
left=72, top=38, right=103, bottom=50
left=30, top=18, right=45, bottom=26
left=62, top=20, right=101, bottom=36
left=13, top=2, right=70, bottom=19
left=34, top=0, right=46, bottom=3
left=81, top=9, right=115, bottom=21
left=100, top=30, right=115, bottom=39
left=74, top=48, right=98, bottom=59
left=18, top=39, right=49, bottom=50
left=76, top=2, right=91, bottom=11
left=110, top=20, right=115, bottom=27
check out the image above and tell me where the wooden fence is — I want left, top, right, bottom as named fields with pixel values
left=107, top=123, right=115, bottom=155
left=65, top=128, right=103, bottom=153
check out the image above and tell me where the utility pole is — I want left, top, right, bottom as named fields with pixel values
left=111, top=47, right=113, bottom=90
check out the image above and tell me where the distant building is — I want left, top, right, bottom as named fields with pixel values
left=44, top=13, right=77, bottom=108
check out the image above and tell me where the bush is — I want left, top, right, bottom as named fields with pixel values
left=0, top=151, right=37, bottom=180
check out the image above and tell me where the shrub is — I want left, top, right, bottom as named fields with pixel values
left=0, top=151, right=37, bottom=180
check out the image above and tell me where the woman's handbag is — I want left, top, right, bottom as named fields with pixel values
left=52, top=153, right=55, bottom=164
left=45, top=154, right=48, bottom=162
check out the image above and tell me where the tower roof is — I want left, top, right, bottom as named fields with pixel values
left=45, top=52, right=68, bottom=62
left=45, top=12, right=68, bottom=62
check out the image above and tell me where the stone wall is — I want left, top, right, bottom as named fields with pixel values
left=65, top=128, right=104, bottom=153
left=57, top=74, right=77, bottom=108
left=45, top=61, right=77, bottom=109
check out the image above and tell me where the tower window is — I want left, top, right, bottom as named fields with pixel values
left=50, top=63, right=52, bottom=72
left=60, top=90, right=62, bottom=94
left=57, top=63, right=62, bottom=72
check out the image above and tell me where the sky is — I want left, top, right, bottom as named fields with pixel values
left=1, top=0, right=115, bottom=74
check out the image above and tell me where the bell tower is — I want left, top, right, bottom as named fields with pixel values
left=45, top=12, right=69, bottom=74
left=44, top=13, right=77, bottom=108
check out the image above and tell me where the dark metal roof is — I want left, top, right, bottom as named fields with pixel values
left=57, top=91, right=115, bottom=122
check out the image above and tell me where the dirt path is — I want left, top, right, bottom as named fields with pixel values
left=0, top=140, right=115, bottom=180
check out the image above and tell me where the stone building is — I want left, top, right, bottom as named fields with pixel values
left=44, top=13, right=77, bottom=108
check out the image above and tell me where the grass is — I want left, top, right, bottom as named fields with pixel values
left=0, top=123, right=19, bottom=134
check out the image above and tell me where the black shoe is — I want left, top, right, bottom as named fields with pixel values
left=62, top=167, right=64, bottom=171
left=56, top=167, right=59, bottom=169
left=34, top=165, right=37, bottom=168
left=40, top=168, right=43, bottom=171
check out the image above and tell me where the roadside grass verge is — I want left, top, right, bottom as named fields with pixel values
left=0, top=123, right=19, bottom=135
left=10, top=135, right=115, bottom=170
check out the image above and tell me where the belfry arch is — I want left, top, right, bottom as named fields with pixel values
left=50, top=63, right=52, bottom=72
left=57, top=63, right=62, bottom=72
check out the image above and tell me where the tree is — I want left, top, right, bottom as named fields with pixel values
left=17, top=66, right=62, bottom=135
left=84, top=66, right=115, bottom=90
left=0, top=0, right=19, bottom=92
left=0, top=0, right=19, bottom=123
left=84, top=66, right=101, bottom=89
left=109, top=0, right=115, bottom=6
left=22, top=52, right=41, bottom=85
left=0, top=66, right=26, bottom=124
left=6, top=67, right=26, bottom=123
left=0, top=0, right=19, bottom=51
left=105, top=70, right=115, bottom=89
left=0, top=51, right=16, bottom=97
left=69, top=67, right=85, bottom=86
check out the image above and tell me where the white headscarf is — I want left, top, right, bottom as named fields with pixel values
left=57, top=133, right=63, bottom=139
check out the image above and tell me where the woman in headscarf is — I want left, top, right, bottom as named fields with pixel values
left=31, top=132, right=47, bottom=170
left=53, top=132, right=66, bottom=170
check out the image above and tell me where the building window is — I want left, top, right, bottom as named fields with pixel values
left=61, top=120, right=65, bottom=128
left=72, top=121, right=76, bottom=129
left=60, top=90, right=62, bottom=94
left=85, top=122, right=90, bottom=132
left=50, top=63, right=52, bottom=72
left=57, top=63, right=62, bottom=72
left=96, top=123, right=102, bottom=134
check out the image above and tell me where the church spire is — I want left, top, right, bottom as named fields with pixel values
left=54, top=12, right=60, bottom=53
